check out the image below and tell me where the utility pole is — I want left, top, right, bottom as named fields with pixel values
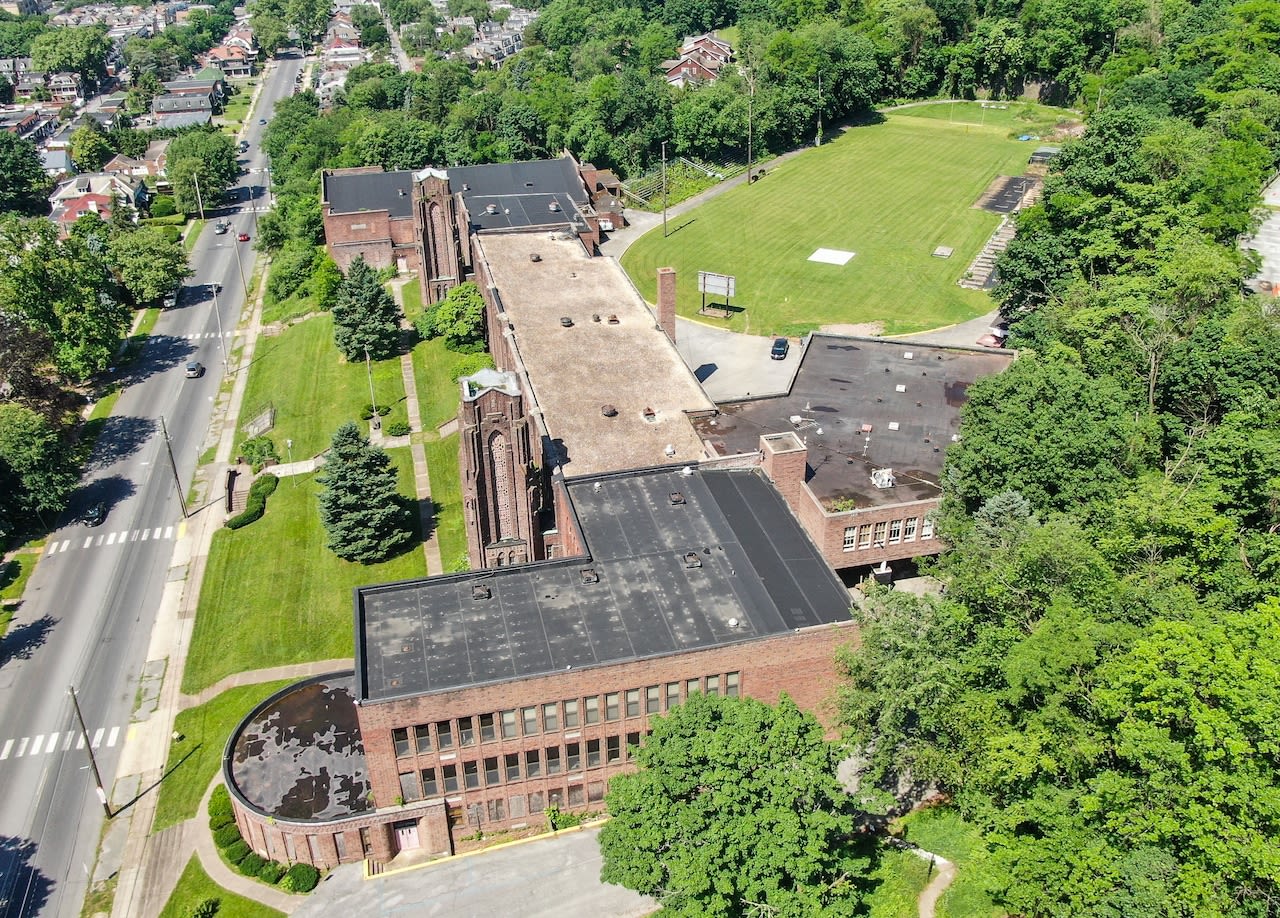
left=746, top=69, right=755, bottom=184
left=364, top=348, right=380, bottom=431
left=192, top=170, right=205, bottom=222
left=159, top=415, right=189, bottom=518
left=69, top=686, right=112, bottom=818
left=210, top=283, right=227, bottom=365
left=232, top=235, right=249, bottom=300
left=661, top=141, right=668, bottom=238
left=816, top=72, right=823, bottom=147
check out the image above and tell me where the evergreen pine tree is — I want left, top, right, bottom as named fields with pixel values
left=316, top=422, right=413, bottom=563
left=330, top=256, right=402, bottom=361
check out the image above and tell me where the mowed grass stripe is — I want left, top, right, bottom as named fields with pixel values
left=623, top=111, right=1053, bottom=335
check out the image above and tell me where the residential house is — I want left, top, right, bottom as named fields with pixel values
left=143, top=137, right=170, bottom=177
left=47, top=72, right=85, bottom=104
left=48, top=172, right=149, bottom=233
left=204, top=45, right=254, bottom=77
left=152, top=92, right=214, bottom=116
left=40, top=148, right=75, bottom=178
left=662, top=33, right=733, bottom=88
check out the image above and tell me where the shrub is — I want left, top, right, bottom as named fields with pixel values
left=189, top=897, right=220, bottom=918
left=258, top=861, right=287, bottom=884
left=451, top=352, right=495, bottom=381
left=360, top=403, right=392, bottom=420
left=213, top=824, right=242, bottom=848
left=223, top=840, right=250, bottom=864
left=385, top=420, right=410, bottom=437
left=239, top=436, right=279, bottom=471
left=208, top=811, right=233, bottom=832
left=208, top=785, right=233, bottom=819
left=238, top=852, right=265, bottom=877
left=224, top=473, right=280, bottom=530
left=150, top=195, right=177, bottom=217
left=280, top=862, right=320, bottom=893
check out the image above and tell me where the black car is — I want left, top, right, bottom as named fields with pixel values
left=82, top=502, right=105, bottom=527
left=770, top=337, right=789, bottom=360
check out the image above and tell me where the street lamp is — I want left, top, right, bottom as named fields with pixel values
left=69, top=686, right=112, bottom=818
left=192, top=170, right=205, bottom=222
left=364, top=347, right=380, bottom=431
left=231, top=234, right=249, bottom=300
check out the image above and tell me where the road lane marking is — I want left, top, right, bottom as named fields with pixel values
left=76, top=733, right=85, bottom=749
left=44, top=732, right=59, bottom=753
left=106, top=532, right=117, bottom=546
left=153, top=527, right=162, bottom=539
left=94, top=535, right=104, bottom=546
left=91, top=728, right=104, bottom=748
left=83, top=537, right=93, bottom=548
left=140, top=529, right=149, bottom=541
left=29, top=735, right=43, bottom=755
left=0, top=739, right=12, bottom=760
left=63, top=733, right=73, bottom=751
left=16, top=737, right=28, bottom=757
left=106, top=727, right=119, bottom=747
left=165, top=526, right=175, bottom=539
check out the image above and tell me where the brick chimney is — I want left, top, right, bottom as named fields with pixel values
left=759, top=433, right=808, bottom=509
left=656, top=266, right=676, bottom=343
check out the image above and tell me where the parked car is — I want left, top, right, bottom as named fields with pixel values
left=770, top=337, right=789, bottom=360
left=185, top=361, right=204, bottom=378
left=82, top=501, right=105, bottom=527
left=258, top=118, right=267, bottom=124
left=214, top=221, right=229, bottom=235
left=237, top=232, right=250, bottom=242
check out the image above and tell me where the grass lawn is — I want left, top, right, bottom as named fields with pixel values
left=153, top=682, right=292, bottom=832
left=398, top=276, right=424, bottom=324
left=260, top=290, right=318, bottom=326
left=425, top=434, right=466, bottom=572
left=867, top=846, right=932, bottom=918
left=184, top=219, right=205, bottom=252
left=410, top=336, right=474, bottom=432
left=1, top=550, right=38, bottom=637
left=182, top=447, right=426, bottom=693
left=236, top=313, right=409, bottom=459
left=157, top=856, right=283, bottom=918
left=621, top=104, right=1073, bottom=336
left=899, top=807, right=1002, bottom=918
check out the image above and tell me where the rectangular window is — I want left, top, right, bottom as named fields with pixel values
left=922, top=517, right=934, bottom=540
left=567, top=742, right=581, bottom=771
left=904, top=517, right=917, bottom=542
left=442, top=763, right=459, bottom=793
left=500, top=709, right=518, bottom=739
left=606, top=736, right=621, bottom=763
left=858, top=525, right=873, bottom=549
left=625, top=688, right=640, bottom=718
left=546, top=746, right=561, bottom=775
left=529, top=791, right=544, bottom=813
left=487, top=798, right=506, bottom=821
left=398, top=771, right=421, bottom=801
left=479, top=712, right=496, bottom=742
left=587, top=738, right=601, bottom=767
left=726, top=672, right=740, bottom=697
left=626, top=731, right=640, bottom=760
left=706, top=674, right=720, bottom=696
left=584, top=696, right=600, bottom=724
left=588, top=781, right=605, bottom=803
left=542, top=703, right=559, bottom=732
left=436, top=720, right=454, bottom=750
left=563, top=699, right=580, bottom=728
left=568, top=785, right=585, bottom=807
left=888, top=519, right=902, bottom=544
left=686, top=678, right=701, bottom=696
left=464, top=760, right=480, bottom=790
left=413, top=724, right=432, bottom=755
left=843, top=526, right=857, bottom=550
left=458, top=716, right=475, bottom=746
left=522, top=707, right=539, bottom=736
left=505, top=752, right=521, bottom=781
left=510, top=795, right=527, bottom=818
left=645, top=685, right=660, bottom=714
left=873, top=521, right=887, bottom=546
left=392, top=727, right=410, bottom=758
left=421, top=767, right=438, bottom=797
left=666, top=682, right=680, bottom=709
left=485, top=756, right=500, bottom=786
left=605, top=692, right=620, bottom=721
left=525, top=749, right=541, bottom=778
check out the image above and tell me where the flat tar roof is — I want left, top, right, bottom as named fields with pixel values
left=323, top=169, right=414, bottom=218
left=695, top=335, right=1013, bottom=508
left=356, top=467, right=851, bottom=704
left=478, top=233, right=714, bottom=477
left=452, top=158, right=588, bottom=233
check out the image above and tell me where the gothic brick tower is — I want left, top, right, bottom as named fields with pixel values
left=414, top=168, right=464, bottom=305
left=458, top=369, right=542, bottom=569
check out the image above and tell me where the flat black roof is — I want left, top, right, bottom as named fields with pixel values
left=356, top=467, right=851, bottom=704
left=323, top=168, right=414, bottom=219
left=696, top=335, right=1014, bottom=509
left=451, top=157, right=588, bottom=232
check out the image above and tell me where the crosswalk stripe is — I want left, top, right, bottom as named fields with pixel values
left=140, top=529, right=149, bottom=541
left=0, top=740, right=12, bottom=760
left=153, top=527, right=162, bottom=539
left=164, top=526, right=174, bottom=539
left=115, top=530, right=127, bottom=542
left=106, top=532, right=117, bottom=546
left=94, top=535, right=104, bottom=546
left=76, top=733, right=85, bottom=749
left=130, top=530, right=139, bottom=542
left=60, top=540, right=71, bottom=553
left=91, top=728, right=103, bottom=748
left=29, top=735, right=43, bottom=755
left=83, top=537, right=93, bottom=548
left=15, top=738, right=28, bottom=757
left=106, top=727, right=119, bottom=747
left=62, top=733, right=73, bottom=751
left=44, top=732, right=58, bottom=753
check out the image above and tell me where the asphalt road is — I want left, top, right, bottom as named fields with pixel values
left=0, top=53, right=302, bottom=918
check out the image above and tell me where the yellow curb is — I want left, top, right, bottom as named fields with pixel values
left=363, top=817, right=610, bottom=881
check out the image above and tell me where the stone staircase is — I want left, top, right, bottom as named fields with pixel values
left=958, top=217, right=1017, bottom=290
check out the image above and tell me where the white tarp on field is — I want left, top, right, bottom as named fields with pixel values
left=808, top=248, right=856, bottom=265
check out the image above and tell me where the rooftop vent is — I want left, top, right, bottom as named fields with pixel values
left=601, top=404, right=618, bottom=417
left=579, top=568, right=599, bottom=584
left=560, top=316, right=573, bottom=327
left=860, top=423, right=873, bottom=433
left=895, top=384, right=906, bottom=392
left=525, top=181, right=534, bottom=187
left=592, top=313, right=601, bottom=322
left=903, top=351, right=914, bottom=360
left=728, top=617, right=739, bottom=628
left=643, top=407, right=656, bottom=422
left=530, top=253, right=541, bottom=262
left=397, top=189, right=406, bottom=196
left=472, top=584, right=492, bottom=601
left=669, top=491, right=686, bottom=505
left=871, top=468, right=896, bottom=489
left=548, top=200, right=561, bottom=212
left=462, top=183, right=470, bottom=191
left=607, top=314, right=619, bottom=324
left=485, top=203, right=499, bottom=215
left=664, top=444, right=676, bottom=458
left=683, top=551, right=703, bottom=569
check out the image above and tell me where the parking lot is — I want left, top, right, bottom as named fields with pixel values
left=674, top=318, right=800, bottom=402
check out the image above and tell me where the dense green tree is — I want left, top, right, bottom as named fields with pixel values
left=167, top=128, right=239, bottom=214
left=600, top=692, right=871, bottom=917
left=30, top=25, right=111, bottom=86
left=330, top=257, right=402, bottom=361
left=316, top=422, right=414, bottom=563
left=0, top=132, right=50, bottom=215
left=107, top=226, right=192, bottom=305
left=0, top=403, right=78, bottom=519
left=415, top=281, right=486, bottom=353
left=0, top=14, right=51, bottom=58
left=69, top=122, right=112, bottom=172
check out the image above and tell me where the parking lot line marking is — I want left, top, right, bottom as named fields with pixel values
left=91, top=728, right=103, bottom=748
left=106, top=727, right=119, bottom=747
left=1, top=739, right=13, bottom=760
left=43, top=732, right=58, bottom=753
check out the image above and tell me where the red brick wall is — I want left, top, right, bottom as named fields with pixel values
left=656, top=266, right=677, bottom=342
left=355, top=622, right=857, bottom=848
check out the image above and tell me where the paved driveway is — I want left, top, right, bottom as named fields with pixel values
left=292, top=827, right=653, bottom=918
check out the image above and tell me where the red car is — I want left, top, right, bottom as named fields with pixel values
left=237, top=232, right=250, bottom=242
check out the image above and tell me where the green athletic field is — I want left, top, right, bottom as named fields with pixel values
left=621, top=102, right=1074, bottom=336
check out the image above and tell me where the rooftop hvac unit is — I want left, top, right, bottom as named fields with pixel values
left=871, top=468, right=896, bottom=489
